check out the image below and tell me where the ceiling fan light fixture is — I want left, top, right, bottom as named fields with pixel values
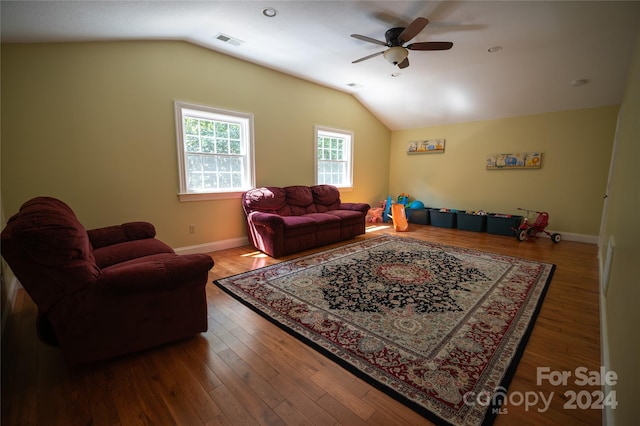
left=383, top=46, right=408, bottom=66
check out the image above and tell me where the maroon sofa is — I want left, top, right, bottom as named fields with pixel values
left=1, top=197, right=214, bottom=364
left=242, top=184, right=370, bottom=257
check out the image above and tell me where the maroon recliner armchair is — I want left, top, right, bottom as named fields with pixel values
left=1, top=197, right=214, bottom=364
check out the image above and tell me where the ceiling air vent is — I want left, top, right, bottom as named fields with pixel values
left=215, top=33, right=244, bottom=46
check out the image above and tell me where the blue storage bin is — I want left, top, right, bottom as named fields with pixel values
left=406, top=208, right=429, bottom=225
left=429, top=209, right=457, bottom=228
left=457, top=212, right=487, bottom=232
left=486, top=214, right=523, bottom=236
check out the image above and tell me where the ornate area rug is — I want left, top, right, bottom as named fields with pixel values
left=214, top=235, right=555, bottom=425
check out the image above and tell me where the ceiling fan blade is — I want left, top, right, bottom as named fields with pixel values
left=398, top=17, right=429, bottom=43
left=350, top=34, right=387, bottom=46
left=397, top=57, right=410, bottom=69
left=352, top=51, right=384, bottom=64
left=407, top=41, right=453, bottom=51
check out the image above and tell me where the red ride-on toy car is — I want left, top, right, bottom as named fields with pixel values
left=515, top=208, right=562, bottom=243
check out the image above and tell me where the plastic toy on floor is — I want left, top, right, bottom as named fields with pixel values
left=409, top=200, right=425, bottom=209
left=384, top=193, right=411, bottom=223
left=389, top=203, right=409, bottom=232
left=397, top=193, right=411, bottom=206
left=366, top=207, right=384, bottom=223
left=383, top=196, right=392, bottom=222
left=515, top=208, right=562, bottom=243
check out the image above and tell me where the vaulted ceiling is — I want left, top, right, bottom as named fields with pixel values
left=2, top=1, right=639, bottom=130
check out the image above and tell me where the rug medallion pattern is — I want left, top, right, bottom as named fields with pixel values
left=214, top=235, right=555, bottom=425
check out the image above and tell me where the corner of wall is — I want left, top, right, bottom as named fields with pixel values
left=1, top=264, right=21, bottom=337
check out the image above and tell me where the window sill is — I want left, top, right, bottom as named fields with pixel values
left=178, top=191, right=243, bottom=202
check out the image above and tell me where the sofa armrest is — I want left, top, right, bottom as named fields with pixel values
left=92, top=238, right=175, bottom=269
left=339, top=203, right=371, bottom=215
left=248, top=211, right=285, bottom=229
left=94, top=254, right=214, bottom=292
left=88, top=222, right=156, bottom=249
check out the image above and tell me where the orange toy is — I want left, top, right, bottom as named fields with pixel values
left=389, top=203, right=409, bottom=232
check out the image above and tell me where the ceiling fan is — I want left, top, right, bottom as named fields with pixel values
left=351, top=17, right=453, bottom=69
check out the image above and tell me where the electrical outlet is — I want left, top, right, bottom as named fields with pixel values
left=189, top=224, right=196, bottom=234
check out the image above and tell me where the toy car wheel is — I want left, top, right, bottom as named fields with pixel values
left=517, top=229, right=528, bottom=241
left=551, top=233, right=562, bottom=243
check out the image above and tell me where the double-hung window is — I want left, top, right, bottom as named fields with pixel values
left=175, top=101, right=254, bottom=201
left=315, top=126, right=353, bottom=188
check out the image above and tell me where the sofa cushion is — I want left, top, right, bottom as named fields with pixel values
left=285, top=185, right=317, bottom=215
left=325, top=209, right=364, bottom=222
left=302, top=212, right=340, bottom=228
left=11, top=197, right=96, bottom=268
left=88, top=222, right=156, bottom=249
left=281, top=215, right=317, bottom=231
left=243, top=187, right=287, bottom=213
left=1, top=197, right=100, bottom=312
left=304, top=213, right=341, bottom=245
left=311, top=185, right=341, bottom=212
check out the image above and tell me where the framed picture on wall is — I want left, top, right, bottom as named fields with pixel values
left=486, top=152, right=542, bottom=169
left=407, top=139, right=445, bottom=154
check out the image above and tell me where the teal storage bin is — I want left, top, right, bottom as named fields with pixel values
left=486, top=214, right=523, bottom=236
left=457, top=212, right=487, bottom=232
left=406, top=208, right=429, bottom=225
left=429, top=209, right=457, bottom=228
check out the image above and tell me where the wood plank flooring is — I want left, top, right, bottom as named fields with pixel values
left=1, top=224, right=602, bottom=425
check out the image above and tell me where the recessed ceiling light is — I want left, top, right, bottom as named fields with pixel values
left=262, top=7, right=277, bottom=17
left=487, top=46, right=502, bottom=53
left=571, top=78, right=590, bottom=87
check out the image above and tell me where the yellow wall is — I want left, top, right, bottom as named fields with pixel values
left=600, top=30, right=640, bottom=426
left=390, top=106, right=619, bottom=236
left=0, top=40, right=623, bottom=243
left=1, top=41, right=390, bottom=248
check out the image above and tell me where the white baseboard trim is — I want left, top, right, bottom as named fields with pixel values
left=174, top=237, right=249, bottom=255
left=597, top=250, right=613, bottom=426
left=599, top=292, right=613, bottom=425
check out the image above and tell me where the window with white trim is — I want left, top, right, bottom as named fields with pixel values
left=315, top=126, right=353, bottom=188
left=175, top=101, right=254, bottom=200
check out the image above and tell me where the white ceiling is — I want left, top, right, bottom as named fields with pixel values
left=2, top=1, right=640, bottom=130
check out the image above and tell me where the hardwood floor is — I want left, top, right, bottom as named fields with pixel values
left=2, top=224, right=602, bottom=425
